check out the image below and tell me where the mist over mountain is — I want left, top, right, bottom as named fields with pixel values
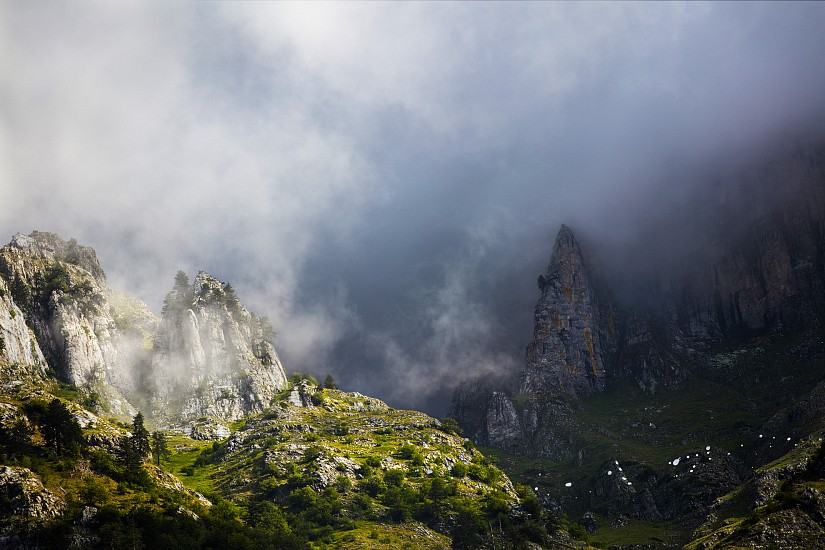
left=3, top=3, right=825, bottom=415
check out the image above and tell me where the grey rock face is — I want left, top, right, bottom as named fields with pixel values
left=450, top=374, right=515, bottom=445
left=0, top=277, right=46, bottom=372
left=0, top=466, right=64, bottom=520
left=151, top=272, right=288, bottom=422
left=658, top=149, right=825, bottom=340
left=0, top=232, right=140, bottom=415
left=589, top=460, right=638, bottom=517
left=508, top=225, right=617, bottom=458
left=520, top=225, right=613, bottom=398
left=484, top=392, right=522, bottom=446
left=0, top=232, right=288, bottom=426
left=615, top=311, right=687, bottom=394
left=452, top=226, right=609, bottom=458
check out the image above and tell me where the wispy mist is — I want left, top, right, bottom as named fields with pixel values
left=2, top=2, right=825, bottom=414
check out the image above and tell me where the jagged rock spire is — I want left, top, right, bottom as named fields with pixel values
left=520, top=224, right=609, bottom=397
left=152, top=270, right=288, bottom=423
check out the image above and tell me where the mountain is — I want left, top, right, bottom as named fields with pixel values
left=451, top=142, right=825, bottom=547
left=150, top=271, right=288, bottom=427
left=0, top=232, right=579, bottom=549
left=0, top=232, right=289, bottom=435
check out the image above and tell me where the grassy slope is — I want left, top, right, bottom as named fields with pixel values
left=484, top=329, right=825, bottom=548
left=165, top=386, right=520, bottom=548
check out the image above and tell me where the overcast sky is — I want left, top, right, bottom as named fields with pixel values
left=2, top=2, right=825, bottom=414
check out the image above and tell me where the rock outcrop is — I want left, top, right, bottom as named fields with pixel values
left=521, top=224, right=615, bottom=397
left=0, top=466, right=64, bottom=520
left=483, top=391, right=523, bottom=446
left=453, top=225, right=617, bottom=458
left=151, top=271, right=287, bottom=423
left=0, top=274, right=46, bottom=375
left=0, top=232, right=288, bottom=427
left=0, top=232, right=141, bottom=415
left=449, top=373, right=523, bottom=446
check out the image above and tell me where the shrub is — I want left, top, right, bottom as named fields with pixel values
left=384, top=469, right=405, bottom=487
left=334, top=475, right=352, bottom=493
left=302, top=446, right=322, bottom=463
left=438, top=417, right=463, bottom=436
left=323, top=375, right=338, bottom=390
left=363, top=456, right=381, bottom=468
left=360, top=475, right=385, bottom=497
left=77, top=476, right=110, bottom=507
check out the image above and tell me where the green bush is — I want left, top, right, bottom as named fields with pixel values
left=395, top=444, right=424, bottom=465
left=384, top=469, right=405, bottom=487
left=363, top=455, right=381, bottom=468
left=359, top=475, right=385, bottom=497
left=438, top=417, right=463, bottom=436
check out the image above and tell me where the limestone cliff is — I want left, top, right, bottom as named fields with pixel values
left=0, top=232, right=141, bottom=415
left=150, top=271, right=287, bottom=423
left=451, top=225, right=618, bottom=458
left=0, top=273, right=46, bottom=375
left=670, top=148, right=825, bottom=339
left=0, top=232, right=288, bottom=426
left=449, top=375, right=523, bottom=447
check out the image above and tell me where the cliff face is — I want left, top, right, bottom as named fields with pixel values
left=0, top=233, right=287, bottom=427
left=450, top=226, right=616, bottom=457
left=520, top=224, right=615, bottom=398
left=669, top=148, right=825, bottom=339
left=151, top=272, right=288, bottom=423
left=0, top=232, right=141, bottom=415
left=452, top=144, right=825, bottom=461
left=0, top=273, right=46, bottom=374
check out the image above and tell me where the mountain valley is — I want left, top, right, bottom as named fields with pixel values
left=2, top=145, right=825, bottom=549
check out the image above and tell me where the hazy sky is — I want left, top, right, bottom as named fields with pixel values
left=2, top=2, right=825, bottom=414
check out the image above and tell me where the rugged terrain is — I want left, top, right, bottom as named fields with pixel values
left=0, top=233, right=577, bottom=549
left=452, top=143, right=825, bottom=547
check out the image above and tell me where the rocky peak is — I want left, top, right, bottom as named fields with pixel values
left=0, top=233, right=289, bottom=427
left=6, top=231, right=106, bottom=284
left=0, top=231, right=141, bottom=415
left=151, top=270, right=288, bottom=424
left=521, top=224, right=612, bottom=398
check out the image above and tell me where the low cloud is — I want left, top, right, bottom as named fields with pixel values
left=2, top=3, right=825, bottom=414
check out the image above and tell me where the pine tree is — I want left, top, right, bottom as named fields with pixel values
left=151, top=431, right=170, bottom=467
left=163, top=270, right=194, bottom=316
left=223, top=283, right=242, bottom=318
left=131, top=412, right=151, bottom=460
left=174, top=270, right=190, bottom=292
left=323, top=374, right=338, bottom=390
left=42, top=399, right=84, bottom=456
left=117, top=434, right=144, bottom=482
